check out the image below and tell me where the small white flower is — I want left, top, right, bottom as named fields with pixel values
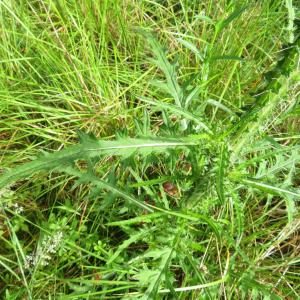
left=12, top=203, right=24, bottom=214
left=24, top=231, right=63, bottom=269
left=24, top=254, right=35, bottom=269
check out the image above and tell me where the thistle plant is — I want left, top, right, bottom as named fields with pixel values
left=0, top=1, right=299, bottom=299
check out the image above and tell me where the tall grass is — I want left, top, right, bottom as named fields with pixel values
left=0, top=1, right=299, bottom=299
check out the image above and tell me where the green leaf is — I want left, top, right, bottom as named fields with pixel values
left=106, top=213, right=164, bottom=226
left=285, top=0, right=296, bottom=43
left=206, top=99, right=236, bottom=116
left=139, top=97, right=213, bottom=134
left=176, top=38, right=204, bottom=61
left=209, top=55, right=243, bottom=62
left=107, top=230, right=150, bottom=265
left=0, top=136, right=198, bottom=190
left=216, top=144, right=228, bottom=203
left=215, top=6, right=249, bottom=36
left=141, top=247, right=174, bottom=299
left=141, top=31, right=183, bottom=107
left=73, top=170, right=154, bottom=212
left=241, top=178, right=300, bottom=198
left=185, top=86, right=201, bottom=109
left=134, top=269, right=160, bottom=286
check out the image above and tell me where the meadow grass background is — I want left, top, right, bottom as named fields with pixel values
left=0, top=0, right=299, bottom=299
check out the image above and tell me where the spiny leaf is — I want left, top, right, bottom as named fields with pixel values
left=236, top=144, right=300, bottom=170
left=106, top=213, right=164, bottom=226
left=141, top=247, right=175, bottom=299
left=139, top=97, right=213, bottom=134
left=0, top=136, right=198, bottom=190
left=70, top=170, right=154, bottom=213
left=184, top=86, right=201, bottom=109
left=77, top=130, right=97, bottom=143
left=176, top=38, right=204, bottom=61
left=229, top=188, right=244, bottom=236
left=107, top=229, right=151, bottom=265
left=285, top=0, right=296, bottom=43
left=141, top=31, right=183, bottom=107
left=241, top=178, right=300, bottom=198
left=134, top=269, right=161, bottom=286
left=206, top=99, right=237, bottom=116
left=151, top=208, right=222, bottom=242
left=231, top=70, right=300, bottom=156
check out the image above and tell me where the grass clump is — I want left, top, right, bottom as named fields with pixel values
left=0, top=1, right=299, bottom=299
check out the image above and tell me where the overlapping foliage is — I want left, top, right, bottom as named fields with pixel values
left=0, top=1, right=299, bottom=299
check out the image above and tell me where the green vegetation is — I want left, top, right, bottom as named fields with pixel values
left=0, top=0, right=299, bottom=299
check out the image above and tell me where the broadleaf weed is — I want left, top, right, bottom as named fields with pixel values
left=0, top=1, right=299, bottom=299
